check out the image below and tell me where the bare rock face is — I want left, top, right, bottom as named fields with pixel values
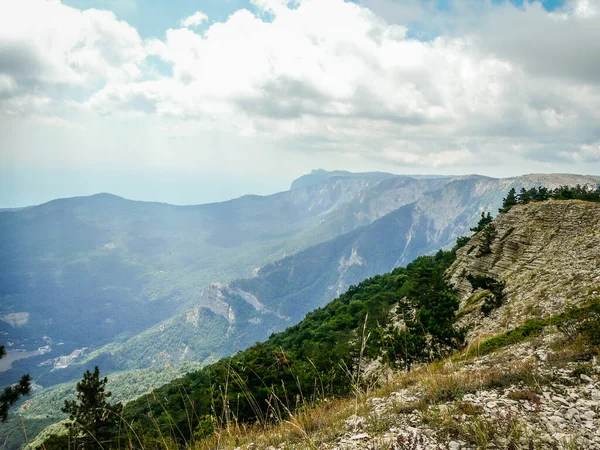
left=447, top=200, right=600, bottom=339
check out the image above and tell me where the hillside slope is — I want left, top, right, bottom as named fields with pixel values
left=158, top=199, right=599, bottom=450
left=83, top=174, right=600, bottom=373
left=0, top=172, right=448, bottom=387
left=3, top=173, right=597, bottom=390
left=4, top=176, right=600, bottom=449
left=25, top=198, right=600, bottom=450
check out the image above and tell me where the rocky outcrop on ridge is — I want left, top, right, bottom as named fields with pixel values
left=447, top=200, right=600, bottom=340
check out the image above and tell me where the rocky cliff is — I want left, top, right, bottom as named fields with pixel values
left=448, top=200, right=600, bottom=339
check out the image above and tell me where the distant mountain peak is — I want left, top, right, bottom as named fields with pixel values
left=290, top=169, right=397, bottom=190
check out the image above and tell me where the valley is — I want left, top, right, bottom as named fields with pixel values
left=1, top=172, right=599, bottom=449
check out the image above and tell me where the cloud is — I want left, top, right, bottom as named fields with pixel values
left=0, top=0, right=145, bottom=110
left=0, top=74, right=17, bottom=96
left=564, top=142, right=600, bottom=162
left=76, top=0, right=600, bottom=169
left=474, top=0, right=600, bottom=84
left=0, top=94, right=51, bottom=116
left=2, top=0, right=600, bottom=174
left=180, top=11, right=209, bottom=28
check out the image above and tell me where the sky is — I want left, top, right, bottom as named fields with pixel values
left=1, top=0, right=599, bottom=207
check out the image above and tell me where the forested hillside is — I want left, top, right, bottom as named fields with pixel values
left=73, top=175, right=600, bottom=375
left=115, top=245, right=465, bottom=446
left=4, top=178, right=600, bottom=449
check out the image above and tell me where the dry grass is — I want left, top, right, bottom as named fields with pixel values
left=203, top=328, right=600, bottom=449
left=52, top=320, right=593, bottom=450
left=193, top=397, right=357, bottom=450
left=506, top=389, right=541, bottom=405
left=186, top=346, right=553, bottom=449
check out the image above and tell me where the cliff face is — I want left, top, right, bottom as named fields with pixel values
left=447, top=200, right=600, bottom=339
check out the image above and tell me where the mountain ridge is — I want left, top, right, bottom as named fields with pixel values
left=109, top=197, right=600, bottom=449
left=11, top=171, right=600, bottom=210
left=62, top=174, right=600, bottom=374
left=10, top=195, right=600, bottom=450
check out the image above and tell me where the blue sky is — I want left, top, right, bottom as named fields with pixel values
left=1, top=0, right=599, bottom=207
left=61, top=0, right=251, bottom=38
left=60, top=0, right=568, bottom=39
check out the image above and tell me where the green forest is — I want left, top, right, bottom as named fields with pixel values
left=37, top=243, right=467, bottom=449
left=123, top=245, right=464, bottom=445
left=499, top=184, right=600, bottom=213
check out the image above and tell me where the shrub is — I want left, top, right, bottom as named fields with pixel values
left=507, top=389, right=541, bottom=405
left=465, top=274, right=505, bottom=315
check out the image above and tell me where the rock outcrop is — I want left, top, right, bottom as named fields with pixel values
left=447, top=200, right=600, bottom=339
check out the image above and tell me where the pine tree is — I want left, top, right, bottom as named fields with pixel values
left=62, top=366, right=122, bottom=449
left=499, top=188, right=517, bottom=213
left=477, top=223, right=497, bottom=257
left=0, top=345, right=32, bottom=423
left=517, top=187, right=531, bottom=204
left=536, top=186, right=550, bottom=201
left=470, top=212, right=493, bottom=233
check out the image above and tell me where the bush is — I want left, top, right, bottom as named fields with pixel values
left=465, top=274, right=505, bottom=315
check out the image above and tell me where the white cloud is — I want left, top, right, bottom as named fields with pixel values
left=179, top=11, right=208, bottom=28
left=0, top=74, right=17, bottom=95
left=0, top=0, right=144, bottom=90
left=2, top=0, right=600, bottom=175
left=0, top=94, right=51, bottom=116
left=473, top=0, right=600, bottom=84
left=571, top=0, right=598, bottom=18
left=564, top=142, right=600, bottom=162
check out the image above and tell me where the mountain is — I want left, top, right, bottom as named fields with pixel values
left=2, top=171, right=599, bottom=448
left=71, top=173, right=599, bottom=373
left=0, top=172, right=451, bottom=387
left=9, top=175, right=587, bottom=445
left=15, top=195, right=600, bottom=450
left=3, top=172, right=597, bottom=390
left=448, top=199, right=600, bottom=337
left=290, top=169, right=452, bottom=190
left=107, top=198, right=599, bottom=449
left=289, top=169, right=398, bottom=190
left=316, top=199, right=600, bottom=449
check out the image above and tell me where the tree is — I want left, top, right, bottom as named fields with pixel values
left=535, top=186, right=550, bottom=202
left=466, top=274, right=506, bottom=315
left=499, top=188, right=517, bottom=213
left=553, top=185, right=575, bottom=200
left=62, top=366, right=122, bottom=449
left=470, top=212, right=493, bottom=233
left=384, top=253, right=465, bottom=370
left=517, top=187, right=531, bottom=204
left=0, top=345, right=32, bottom=423
left=454, top=235, right=470, bottom=250
left=477, top=223, right=497, bottom=257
